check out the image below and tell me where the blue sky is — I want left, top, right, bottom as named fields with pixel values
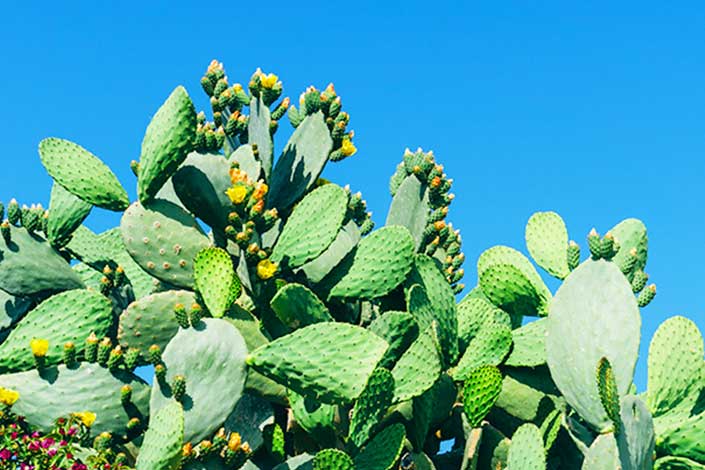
left=1, top=2, right=703, bottom=389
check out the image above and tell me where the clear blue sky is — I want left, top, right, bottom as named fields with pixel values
left=1, top=2, right=703, bottom=390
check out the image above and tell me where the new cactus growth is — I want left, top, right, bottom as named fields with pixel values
left=0, top=59, right=702, bottom=470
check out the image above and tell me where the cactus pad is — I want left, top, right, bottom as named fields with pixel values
left=0, top=225, right=84, bottom=295
left=546, top=259, right=640, bottom=432
left=610, top=218, right=648, bottom=280
left=507, top=424, right=545, bottom=470
left=525, top=211, right=570, bottom=279
left=349, top=367, right=395, bottom=448
left=313, top=449, right=354, bottom=470
left=150, top=318, right=248, bottom=442
left=271, top=184, right=347, bottom=268
left=452, top=322, right=512, bottom=382
left=247, top=322, right=388, bottom=404
left=616, top=395, right=655, bottom=470
left=136, top=400, right=184, bottom=470
left=456, top=296, right=511, bottom=354
left=597, top=357, right=622, bottom=433
left=391, top=324, right=442, bottom=403
left=327, top=226, right=415, bottom=300
left=46, top=182, right=92, bottom=247
left=385, top=174, right=429, bottom=248
left=137, top=86, right=197, bottom=203
left=504, top=318, right=546, bottom=367
left=38, top=137, right=129, bottom=211
left=353, top=423, right=406, bottom=470
left=301, top=220, right=361, bottom=284
left=194, top=247, right=238, bottom=318
left=582, top=433, right=620, bottom=470
left=463, top=365, right=503, bottom=428
left=248, top=96, right=274, bottom=179
left=270, top=283, right=333, bottom=330
left=368, top=311, right=419, bottom=369
left=0, top=289, right=113, bottom=373
left=0, top=362, right=150, bottom=436
left=121, top=199, right=210, bottom=289
left=657, top=412, right=705, bottom=464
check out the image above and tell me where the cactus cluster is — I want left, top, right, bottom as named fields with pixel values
left=0, top=61, right=702, bottom=470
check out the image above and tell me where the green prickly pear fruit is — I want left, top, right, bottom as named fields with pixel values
left=130, top=159, right=139, bottom=176
left=463, top=365, right=503, bottom=428
left=588, top=228, right=601, bottom=259
left=107, top=345, right=123, bottom=369
left=189, top=303, right=203, bottom=326
left=94, top=432, right=112, bottom=451
left=567, top=240, right=580, bottom=270
left=97, top=337, right=112, bottom=366
left=637, top=284, right=657, bottom=307
left=600, top=232, right=615, bottom=260
left=632, top=270, right=649, bottom=293
left=7, top=199, right=20, bottom=226
left=155, top=363, right=167, bottom=382
left=263, top=422, right=286, bottom=462
left=0, top=220, right=10, bottom=243
left=619, top=247, right=638, bottom=275
left=84, top=332, right=99, bottom=363
left=148, top=344, right=162, bottom=365
left=288, top=105, right=303, bottom=128
left=172, top=374, right=187, bottom=401
left=174, top=303, right=189, bottom=328
left=62, top=341, right=76, bottom=366
left=124, top=348, right=140, bottom=370
left=121, top=384, right=132, bottom=404
left=127, top=417, right=141, bottom=432
left=597, top=357, right=622, bottom=434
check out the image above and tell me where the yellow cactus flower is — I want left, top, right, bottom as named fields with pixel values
left=73, top=411, right=97, bottom=427
left=256, top=259, right=278, bottom=280
left=226, top=185, right=248, bottom=205
left=30, top=338, right=49, bottom=357
left=0, top=387, right=19, bottom=406
left=260, top=73, right=279, bottom=89
left=227, top=432, right=241, bottom=451
left=341, top=138, right=357, bottom=157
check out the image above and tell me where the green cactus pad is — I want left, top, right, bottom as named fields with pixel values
left=118, top=290, right=197, bottom=357
left=368, top=311, right=419, bottom=369
left=616, top=395, right=654, bottom=470
left=172, top=152, right=233, bottom=230
left=313, top=449, right=354, bottom=470
left=525, top=211, right=570, bottom=279
left=268, top=112, right=334, bottom=210
left=248, top=96, right=273, bottom=179
left=657, top=412, right=705, bottom=464
left=456, top=296, right=512, bottom=354
left=582, top=433, right=619, bottom=470
left=385, top=174, right=429, bottom=248
left=229, top=144, right=261, bottom=182
left=504, top=318, right=547, bottom=367
left=0, top=289, right=31, bottom=332
left=452, top=322, right=512, bottom=382
left=610, top=218, right=648, bottom=280
left=406, top=254, right=459, bottom=366
left=0, top=362, right=150, bottom=437
left=0, top=225, right=84, bottom=296
left=135, top=400, right=184, bottom=470
left=137, top=86, right=197, bottom=203
left=270, top=283, right=333, bottom=330
left=194, top=247, right=238, bottom=318
left=38, top=137, right=129, bottom=211
left=349, top=367, right=395, bottom=448
left=546, top=259, right=641, bottom=432
left=478, top=245, right=551, bottom=316
left=463, top=365, right=503, bottom=428
left=247, top=322, right=388, bottom=404
left=46, top=182, right=92, bottom=247
left=597, top=357, right=622, bottom=433
left=353, top=423, right=406, bottom=470
left=273, top=454, right=315, bottom=470
left=301, top=220, right=361, bottom=284
left=224, top=393, right=275, bottom=453
left=288, top=390, right=336, bottom=442
left=647, top=316, right=705, bottom=431
left=406, top=284, right=436, bottom=332
left=121, top=199, right=211, bottom=289
left=391, top=323, right=442, bottom=403
left=327, top=226, right=415, bottom=300
left=654, top=457, right=705, bottom=470
left=271, top=184, right=347, bottom=268
left=0, top=289, right=113, bottom=373
left=150, top=318, right=248, bottom=442
left=507, top=423, right=546, bottom=470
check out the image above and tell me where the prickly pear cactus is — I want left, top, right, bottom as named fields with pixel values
left=1, top=59, right=701, bottom=470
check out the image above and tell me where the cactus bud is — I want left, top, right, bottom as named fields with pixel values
left=107, top=345, right=123, bottom=369
left=201, top=75, right=215, bottom=96
left=600, top=232, right=615, bottom=260
left=359, top=217, right=375, bottom=236
left=97, top=337, right=112, bottom=366
left=94, top=432, right=112, bottom=451
left=189, top=303, right=203, bottom=326
left=619, top=248, right=638, bottom=275
left=271, top=97, right=290, bottom=121
left=631, top=270, right=649, bottom=293
left=63, top=341, right=76, bottom=366
left=148, top=344, right=162, bottom=365
left=126, top=417, right=141, bottom=432
left=637, top=284, right=656, bottom=307
left=172, top=374, right=187, bottom=401
left=1, top=221, right=11, bottom=244
left=121, top=384, right=132, bottom=404
left=182, top=442, right=194, bottom=458
left=124, top=347, right=140, bottom=370
left=567, top=240, right=581, bottom=271
left=174, top=303, right=190, bottom=328
left=114, top=265, right=126, bottom=286
left=288, top=106, right=303, bottom=128
left=7, top=199, right=19, bottom=226
left=587, top=228, right=601, bottom=259
left=85, top=332, right=99, bottom=362
left=155, top=363, right=167, bottom=382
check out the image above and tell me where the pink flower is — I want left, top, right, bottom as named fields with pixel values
left=0, top=449, right=10, bottom=460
